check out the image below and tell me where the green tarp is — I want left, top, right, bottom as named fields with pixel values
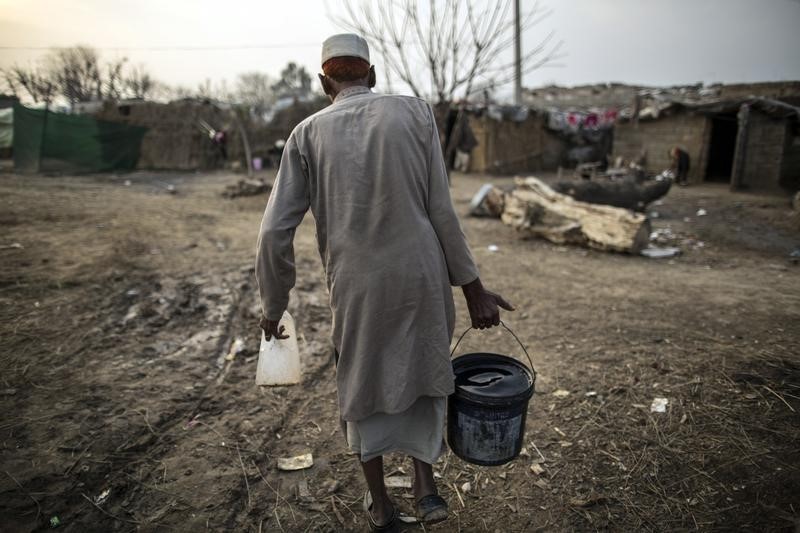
left=13, top=103, right=147, bottom=173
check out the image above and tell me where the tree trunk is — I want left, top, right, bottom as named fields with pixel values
left=552, top=177, right=672, bottom=212
left=501, top=177, right=651, bottom=253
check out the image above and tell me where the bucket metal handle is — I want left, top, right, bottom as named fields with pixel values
left=451, top=321, right=537, bottom=380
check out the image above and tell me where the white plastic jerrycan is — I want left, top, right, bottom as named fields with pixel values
left=256, top=311, right=301, bottom=385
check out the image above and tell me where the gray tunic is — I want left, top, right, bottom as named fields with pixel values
left=255, top=86, right=479, bottom=421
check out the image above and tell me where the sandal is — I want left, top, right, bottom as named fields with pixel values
left=363, top=490, right=400, bottom=532
left=416, top=494, right=448, bottom=524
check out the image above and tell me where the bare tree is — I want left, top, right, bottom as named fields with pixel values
left=2, top=65, right=57, bottom=104
left=331, top=0, right=563, bottom=103
left=123, top=64, right=156, bottom=100
left=271, top=62, right=313, bottom=97
left=196, top=78, right=232, bottom=102
left=104, top=57, right=128, bottom=100
left=235, top=72, right=276, bottom=116
left=46, top=46, right=104, bottom=105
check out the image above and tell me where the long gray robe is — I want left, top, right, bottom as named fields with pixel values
left=255, top=86, right=479, bottom=421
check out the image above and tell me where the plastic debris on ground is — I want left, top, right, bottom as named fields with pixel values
left=385, top=476, right=412, bottom=489
left=552, top=389, right=571, bottom=397
left=225, top=337, right=246, bottom=361
left=469, top=183, right=495, bottom=216
left=530, top=463, right=545, bottom=475
left=95, top=488, right=111, bottom=505
left=50, top=516, right=61, bottom=528
left=277, top=453, right=314, bottom=471
left=487, top=244, right=499, bottom=252
left=222, top=179, right=272, bottom=199
left=650, top=397, right=669, bottom=413
left=0, top=243, right=23, bottom=250
left=641, top=247, right=681, bottom=259
left=649, top=228, right=677, bottom=245
left=696, top=208, right=707, bottom=216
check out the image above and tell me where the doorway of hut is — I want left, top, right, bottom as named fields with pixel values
left=705, top=113, right=738, bottom=182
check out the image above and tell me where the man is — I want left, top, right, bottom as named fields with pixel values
left=255, top=34, right=512, bottom=531
left=670, top=146, right=690, bottom=186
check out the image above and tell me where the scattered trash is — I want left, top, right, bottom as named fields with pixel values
left=530, top=463, right=545, bottom=475
left=0, top=242, right=23, bottom=250
left=585, top=391, right=597, bottom=397
left=225, top=338, right=245, bottom=361
left=385, top=476, right=412, bottom=489
left=641, top=247, right=681, bottom=259
left=650, top=397, right=669, bottom=413
left=696, top=208, right=707, bottom=217
left=460, top=481, right=472, bottom=494
left=277, top=453, right=313, bottom=471
left=50, top=516, right=61, bottom=528
left=552, top=389, right=571, bottom=398
left=94, top=488, right=110, bottom=505
left=125, top=289, right=140, bottom=297
left=222, top=178, right=272, bottom=199
left=297, top=479, right=311, bottom=499
left=487, top=244, right=499, bottom=253
left=649, top=228, right=677, bottom=245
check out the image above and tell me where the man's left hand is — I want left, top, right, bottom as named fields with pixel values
left=259, top=315, right=290, bottom=341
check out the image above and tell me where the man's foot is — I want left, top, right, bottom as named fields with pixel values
left=415, top=494, right=448, bottom=524
left=363, top=490, right=399, bottom=531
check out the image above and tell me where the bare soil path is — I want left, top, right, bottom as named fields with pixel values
left=1, top=170, right=798, bottom=532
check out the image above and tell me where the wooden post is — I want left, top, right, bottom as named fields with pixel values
left=730, top=103, right=750, bottom=191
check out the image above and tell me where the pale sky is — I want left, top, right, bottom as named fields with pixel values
left=1, top=0, right=799, bottom=101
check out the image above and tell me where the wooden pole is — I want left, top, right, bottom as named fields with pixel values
left=730, top=103, right=750, bottom=191
left=513, top=0, right=522, bottom=105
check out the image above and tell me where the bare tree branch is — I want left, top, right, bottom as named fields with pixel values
left=330, top=0, right=561, bottom=103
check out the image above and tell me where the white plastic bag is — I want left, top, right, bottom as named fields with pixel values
left=256, top=311, right=301, bottom=386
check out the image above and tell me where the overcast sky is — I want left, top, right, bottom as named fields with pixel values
left=1, top=0, right=799, bottom=100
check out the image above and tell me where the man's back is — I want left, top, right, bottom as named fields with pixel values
left=292, top=88, right=441, bottom=276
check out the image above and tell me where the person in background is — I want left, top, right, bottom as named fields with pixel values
left=254, top=33, right=512, bottom=532
left=670, top=146, right=690, bottom=185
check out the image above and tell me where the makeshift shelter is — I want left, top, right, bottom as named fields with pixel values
left=466, top=106, right=568, bottom=174
left=12, top=103, right=147, bottom=174
left=614, top=98, right=800, bottom=193
left=91, top=98, right=327, bottom=170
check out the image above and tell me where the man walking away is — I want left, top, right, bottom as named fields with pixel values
left=255, top=33, right=512, bottom=532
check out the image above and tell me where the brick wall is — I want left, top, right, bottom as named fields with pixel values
left=740, top=111, right=789, bottom=192
left=613, top=112, right=710, bottom=181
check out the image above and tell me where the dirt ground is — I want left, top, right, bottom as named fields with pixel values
left=1, top=169, right=798, bottom=532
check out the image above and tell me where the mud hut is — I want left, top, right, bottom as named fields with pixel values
left=614, top=97, right=800, bottom=193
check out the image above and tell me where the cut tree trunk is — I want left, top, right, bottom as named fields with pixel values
left=501, top=177, right=651, bottom=253
left=552, top=177, right=672, bottom=212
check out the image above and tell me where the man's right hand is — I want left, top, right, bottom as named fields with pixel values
left=259, top=315, right=290, bottom=341
left=461, top=277, right=514, bottom=329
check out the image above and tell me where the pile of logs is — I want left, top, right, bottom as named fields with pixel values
left=480, top=177, right=652, bottom=254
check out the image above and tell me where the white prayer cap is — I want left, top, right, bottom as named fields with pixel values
left=321, top=33, right=370, bottom=66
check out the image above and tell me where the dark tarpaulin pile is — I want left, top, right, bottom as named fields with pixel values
left=13, top=103, right=147, bottom=173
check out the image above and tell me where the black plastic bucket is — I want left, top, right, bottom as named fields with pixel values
left=447, top=323, right=536, bottom=466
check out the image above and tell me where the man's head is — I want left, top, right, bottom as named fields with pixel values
left=318, top=33, right=376, bottom=101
